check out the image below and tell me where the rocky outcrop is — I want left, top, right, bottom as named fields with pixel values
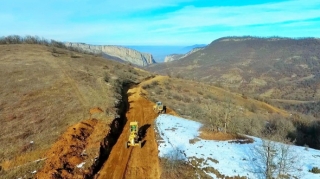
left=65, top=43, right=156, bottom=66
left=164, top=47, right=203, bottom=62
left=164, top=54, right=183, bottom=62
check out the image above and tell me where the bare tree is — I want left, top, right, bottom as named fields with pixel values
left=205, top=97, right=236, bottom=133
left=248, top=139, right=301, bottom=179
left=204, top=104, right=221, bottom=132
left=277, top=141, right=301, bottom=178
left=221, top=97, right=234, bottom=133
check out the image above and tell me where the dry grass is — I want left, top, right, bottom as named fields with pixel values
left=142, top=76, right=298, bottom=144
left=143, top=76, right=287, bottom=122
left=0, top=44, right=150, bottom=178
left=147, top=37, right=320, bottom=102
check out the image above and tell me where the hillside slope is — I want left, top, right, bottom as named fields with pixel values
left=0, top=44, right=150, bottom=178
left=147, top=37, right=320, bottom=101
left=156, top=114, right=320, bottom=179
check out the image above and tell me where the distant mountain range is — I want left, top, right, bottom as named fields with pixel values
left=126, top=44, right=206, bottom=62
left=147, top=36, right=320, bottom=101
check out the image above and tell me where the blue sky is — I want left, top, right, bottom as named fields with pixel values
left=1, top=0, right=320, bottom=45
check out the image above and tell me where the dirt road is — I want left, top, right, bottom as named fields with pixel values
left=96, top=79, right=175, bottom=179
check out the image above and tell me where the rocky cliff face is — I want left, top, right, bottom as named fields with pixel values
left=164, top=47, right=203, bottom=62
left=65, top=43, right=156, bottom=66
left=164, top=54, right=183, bottom=62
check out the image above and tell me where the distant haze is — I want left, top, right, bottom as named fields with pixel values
left=127, top=44, right=206, bottom=62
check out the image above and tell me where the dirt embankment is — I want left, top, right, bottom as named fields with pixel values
left=36, top=118, right=99, bottom=178
left=36, top=82, right=130, bottom=178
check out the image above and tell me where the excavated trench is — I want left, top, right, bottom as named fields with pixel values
left=93, top=77, right=175, bottom=179
left=37, top=76, right=171, bottom=179
left=36, top=82, right=133, bottom=179
left=86, top=82, right=132, bottom=178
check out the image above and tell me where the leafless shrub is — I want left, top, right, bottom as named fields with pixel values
left=150, top=80, right=159, bottom=87
left=197, top=90, right=204, bottom=95
left=229, top=116, right=265, bottom=136
left=104, top=73, right=111, bottom=83
left=246, top=103, right=258, bottom=112
left=142, top=84, right=151, bottom=89
left=204, top=93, right=217, bottom=101
left=154, top=87, right=162, bottom=94
left=172, top=93, right=183, bottom=101
left=162, top=147, right=185, bottom=172
left=262, top=115, right=295, bottom=141
left=181, top=95, right=191, bottom=103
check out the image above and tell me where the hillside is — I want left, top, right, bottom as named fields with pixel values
left=155, top=114, right=320, bottom=179
left=147, top=37, right=320, bottom=102
left=0, top=43, right=150, bottom=178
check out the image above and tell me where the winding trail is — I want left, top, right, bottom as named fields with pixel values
left=96, top=76, right=176, bottom=179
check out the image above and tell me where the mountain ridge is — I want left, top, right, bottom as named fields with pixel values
left=65, top=42, right=156, bottom=66
left=147, top=36, right=320, bottom=101
left=164, top=47, right=204, bottom=62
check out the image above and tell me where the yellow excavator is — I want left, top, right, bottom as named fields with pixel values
left=125, top=121, right=142, bottom=148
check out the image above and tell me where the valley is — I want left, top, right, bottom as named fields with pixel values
left=0, top=38, right=319, bottom=179
left=2, top=0, right=320, bottom=178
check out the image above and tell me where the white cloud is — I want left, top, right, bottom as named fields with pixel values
left=153, top=0, right=320, bottom=29
left=0, top=0, right=319, bottom=45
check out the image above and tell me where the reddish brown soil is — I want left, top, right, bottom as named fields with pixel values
left=35, top=77, right=176, bottom=179
left=36, top=118, right=102, bottom=179
left=95, top=84, right=176, bottom=179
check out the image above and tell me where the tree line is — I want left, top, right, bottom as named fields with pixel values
left=0, top=35, right=96, bottom=55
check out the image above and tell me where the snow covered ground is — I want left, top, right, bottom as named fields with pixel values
left=155, top=114, right=320, bottom=179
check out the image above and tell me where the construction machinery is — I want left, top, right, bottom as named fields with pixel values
left=153, top=101, right=166, bottom=114
left=125, top=121, right=142, bottom=148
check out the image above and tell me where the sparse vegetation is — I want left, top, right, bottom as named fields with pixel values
left=160, top=148, right=213, bottom=179
left=0, top=43, right=149, bottom=178
left=147, top=36, right=320, bottom=102
left=2, top=35, right=320, bottom=178
left=0, top=35, right=99, bottom=56
left=142, top=77, right=320, bottom=150
left=310, top=167, right=320, bottom=174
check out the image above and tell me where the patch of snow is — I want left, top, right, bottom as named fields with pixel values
left=76, top=162, right=85, bottom=168
left=155, top=114, right=320, bottom=179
